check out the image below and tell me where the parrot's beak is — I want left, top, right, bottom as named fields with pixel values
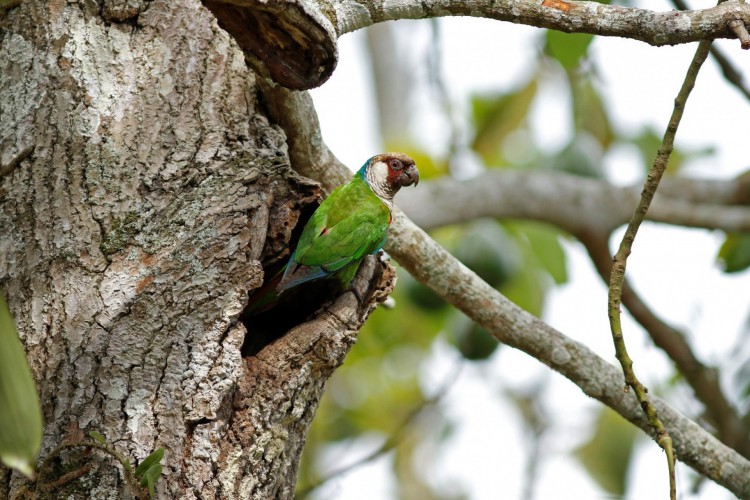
left=401, top=164, right=419, bottom=187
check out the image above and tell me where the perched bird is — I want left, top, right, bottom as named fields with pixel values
left=249, top=153, right=419, bottom=313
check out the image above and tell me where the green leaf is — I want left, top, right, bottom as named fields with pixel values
left=135, top=447, right=165, bottom=478
left=471, top=79, right=538, bottom=165
left=630, top=127, right=715, bottom=175
left=454, top=221, right=519, bottom=288
left=511, top=222, right=568, bottom=285
left=405, top=281, right=449, bottom=312
left=496, top=222, right=569, bottom=315
left=571, top=78, right=614, bottom=150
left=718, top=232, right=750, bottom=273
left=140, top=463, right=163, bottom=498
left=497, top=259, right=547, bottom=316
left=549, top=139, right=603, bottom=179
left=89, top=431, right=106, bottom=444
left=545, top=30, right=594, bottom=71
left=574, top=408, right=638, bottom=496
left=0, top=296, right=43, bottom=479
left=452, top=317, right=500, bottom=361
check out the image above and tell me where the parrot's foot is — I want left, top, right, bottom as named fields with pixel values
left=347, top=283, right=366, bottom=306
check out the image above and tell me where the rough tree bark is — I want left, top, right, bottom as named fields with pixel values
left=201, top=0, right=750, bottom=90
left=4, top=0, right=750, bottom=498
left=0, top=1, right=392, bottom=497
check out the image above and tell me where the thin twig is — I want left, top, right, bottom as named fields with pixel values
left=296, top=363, right=462, bottom=498
left=671, top=0, right=750, bottom=100
left=607, top=40, right=712, bottom=500
left=582, top=233, right=750, bottom=458
left=39, top=463, right=97, bottom=491
left=36, top=440, right=142, bottom=498
left=258, top=83, right=750, bottom=498
left=708, top=43, right=750, bottom=100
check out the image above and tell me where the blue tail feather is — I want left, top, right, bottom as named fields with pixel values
left=277, top=261, right=331, bottom=294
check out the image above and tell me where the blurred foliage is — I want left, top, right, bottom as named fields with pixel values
left=548, top=137, right=603, bottom=178
left=570, top=77, right=614, bottom=150
left=452, top=219, right=519, bottom=288
left=0, top=295, right=42, bottom=479
left=630, top=126, right=714, bottom=176
left=471, top=79, right=538, bottom=166
left=298, top=17, right=719, bottom=500
left=499, top=221, right=565, bottom=316
left=299, top=217, right=569, bottom=497
left=545, top=31, right=593, bottom=72
left=574, top=408, right=639, bottom=496
left=452, top=320, right=498, bottom=361
left=717, top=232, right=750, bottom=273
left=382, top=145, right=449, bottom=181
left=735, top=334, right=750, bottom=434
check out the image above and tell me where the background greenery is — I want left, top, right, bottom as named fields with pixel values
left=297, top=4, right=750, bottom=498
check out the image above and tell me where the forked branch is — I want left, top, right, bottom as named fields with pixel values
left=258, top=82, right=750, bottom=499
left=607, top=39, right=713, bottom=499
left=203, top=0, right=750, bottom=89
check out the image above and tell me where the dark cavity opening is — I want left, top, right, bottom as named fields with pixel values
left=240, top=278, right=342, bottom=357
left=239, top=199, right=340, bottom=356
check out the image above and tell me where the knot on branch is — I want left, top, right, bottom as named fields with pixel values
left=729, top=18, right=750, bottom=49
left=202, top=0, right=337, bottom=90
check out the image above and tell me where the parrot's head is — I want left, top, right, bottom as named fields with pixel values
left=358, top=152, right=419, bottom=203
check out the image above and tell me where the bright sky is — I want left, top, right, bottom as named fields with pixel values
left=309, top=2, right=749, bottom=498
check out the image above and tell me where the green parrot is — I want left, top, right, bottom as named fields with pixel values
left=249, top=153, right=419, bottom=312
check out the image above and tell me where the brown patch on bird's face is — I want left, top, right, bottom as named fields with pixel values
left=386, top=158, right=404, bottom=187
left=380, top=153, right=419, bottom=190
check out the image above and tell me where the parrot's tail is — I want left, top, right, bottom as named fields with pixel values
left=245, top=267, right=286, bottom=315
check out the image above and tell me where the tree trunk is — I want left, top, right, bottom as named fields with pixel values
left=0, top=1, right=391, bottom=497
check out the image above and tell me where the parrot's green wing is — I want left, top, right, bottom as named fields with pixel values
left=278, top=176, right=391, bottom=292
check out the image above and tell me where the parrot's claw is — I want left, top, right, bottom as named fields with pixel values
left=350, top=284, right=366, bottom=305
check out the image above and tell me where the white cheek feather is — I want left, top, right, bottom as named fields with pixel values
left=365, top=160, right=395, bottom=206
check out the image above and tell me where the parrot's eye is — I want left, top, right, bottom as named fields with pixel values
left=390, top=159, right=403, bottom=170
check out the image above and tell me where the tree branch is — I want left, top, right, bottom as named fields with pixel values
left=709, top=41, right=750, bottom=99
left=580, top=233, right=750, bottom=459
left=608, top=39, right=714, bottom=499
left=388, top=209, right=750, bottom=498
left=257, top=81, right=350, bottom=189
left=397, top=170, right=750, bottom=234
left=672, top=0, right=750, bottom=100
left=204, top=0, right=750, bottom=89
left=258, top=83, right=750, bottom=498
left=334, top=0, right=750, bottom=42
left=395, top=167, right=750, bottom=460
left=258, top=82, right=350, bottom=191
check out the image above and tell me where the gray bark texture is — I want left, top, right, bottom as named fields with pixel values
left=200, top=0, right=750, bottom=90
left=0, top=1, right=392, bottom=497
